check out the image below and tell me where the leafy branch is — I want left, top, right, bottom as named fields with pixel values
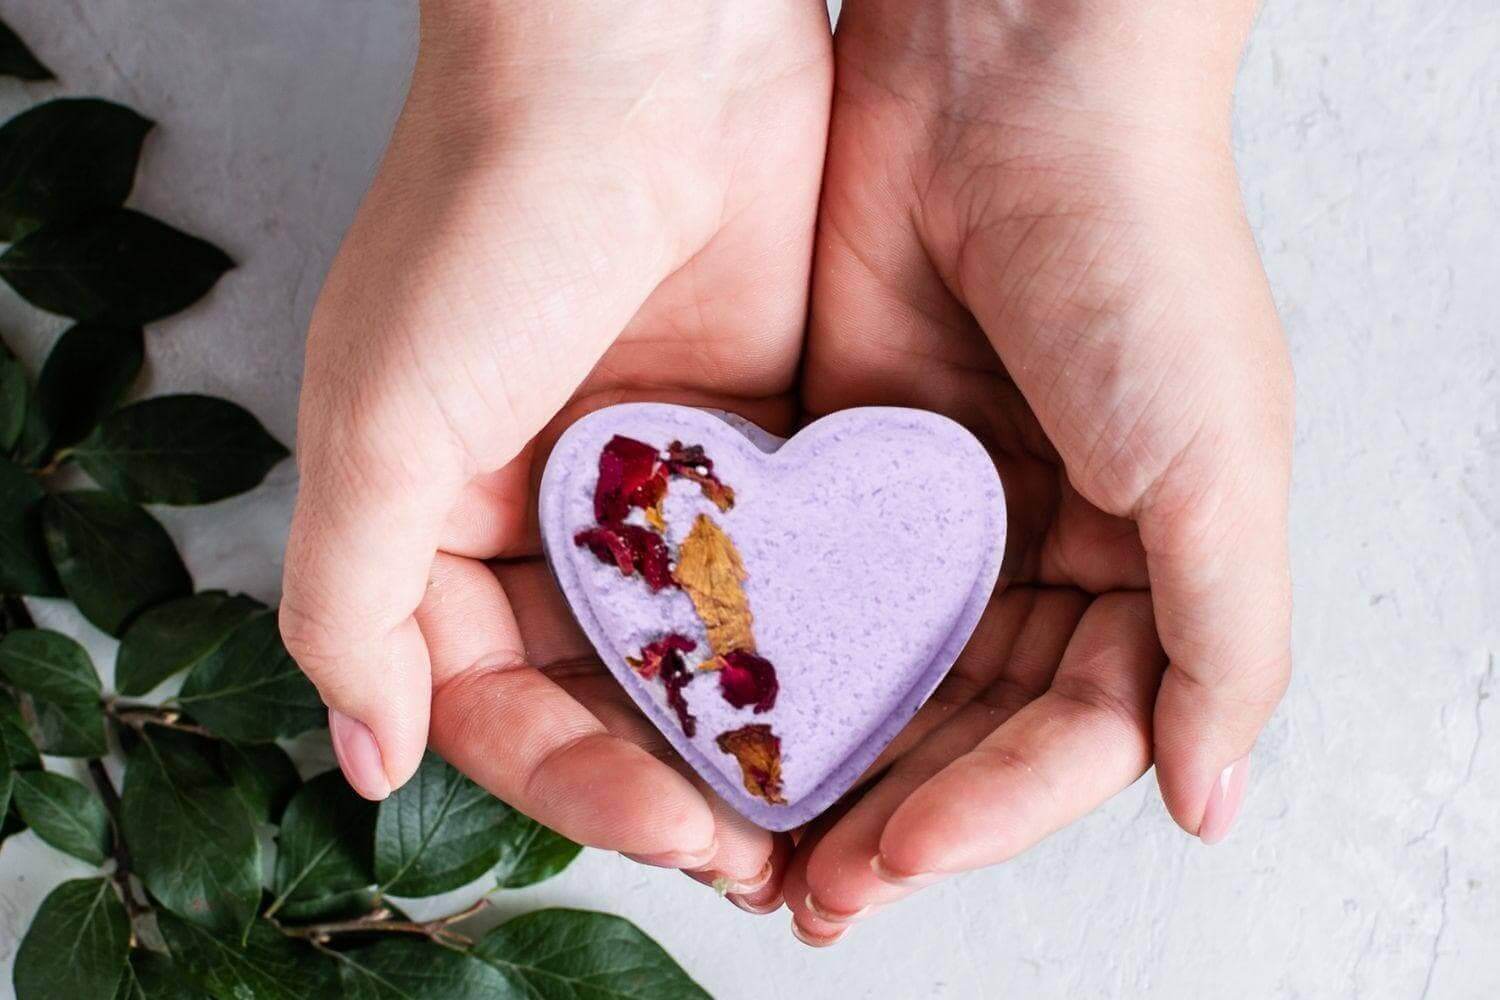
left=278, top=898, right=490, bottom=948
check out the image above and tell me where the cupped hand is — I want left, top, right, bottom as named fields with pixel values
left=784, top=0, right=1293, bottom=943
left=281, top=1, right=831, bottom=904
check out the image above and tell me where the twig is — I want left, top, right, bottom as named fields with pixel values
left=103, top=699, right=215, bottom=738
left=275, top=898, right=489, bottom=948
left=87, top=759, right=149, bottom=942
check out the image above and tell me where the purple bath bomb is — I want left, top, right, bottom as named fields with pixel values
left=539, top=403, right=1005, bottom=831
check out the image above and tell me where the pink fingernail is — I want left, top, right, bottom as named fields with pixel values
left=791, top=919, right=847, bottom=948
left=870, top=854, right=943, bottom=888
left=1198, top=755, right=1249, bottom=845
left=623, top=841, right=719, bottom=871
left=805, top=894, right=871, bottom=925
left=329, top=708, right=391, bottom=801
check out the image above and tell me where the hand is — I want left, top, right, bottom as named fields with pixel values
left=281, top=1, right=831, bottom=904
left=783, top=0, right=1293, bottom=942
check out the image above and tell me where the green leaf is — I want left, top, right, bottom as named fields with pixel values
left=17, top=323, right=144, bottom=466
left=271, top=769, right=376, bottom=913
left=0, top=455, right=62, bottom=595
left=335, top=939, right=513, bottom=1000
left=0, top=759, right=10, bottom=822
left=0, top=688, right=40, bottom=770
left=41, top=490, right=192, bottom=635
left=0, top=350, right=25, bottom=452
left=74, top=394, right=289, bottom=505
left=273, top=887, right=379, bottom=924
left=0, top=99, right=152, bottom=240
left=218, top=740, right=299, bottom=823
left=12, top=769, right=110, bottom=864
left=121, top=729, right=260, bottom=936
left=0, top=19, right=52, bottom=80
left=30, top=695, right=107, bottom=756
left=158, top=913, right=339, bottom=1000
left=0, top=800, right=24, bottom=842
left=375, top=751, right=515, bottom=897
left=0, top=628, right=100, bottom=703
left=473, top=909, right=711, bottom=1000
left=12, top=878, right=130, bottom=1000
left=0, top=209, right=233, bottom=324
left=115, top=951, right=213, bottom=1000
left=176, top=612, right=323, bottom=741
left=116, top=590, right=265, bottom=696
left=492, top=813, right=583, bottom=889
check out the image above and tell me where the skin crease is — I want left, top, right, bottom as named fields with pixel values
left=282, top=0, right=1293, bottom=941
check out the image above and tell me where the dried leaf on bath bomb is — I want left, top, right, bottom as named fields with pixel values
left=672, top=514, right=754, bottom=654
left=716, top=724, right=785, bottom=805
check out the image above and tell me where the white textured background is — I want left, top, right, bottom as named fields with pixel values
left=1, top=2, right=1497, bottom=997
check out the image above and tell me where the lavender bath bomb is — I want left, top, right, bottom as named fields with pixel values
left=539, top=403, right=1005, bottom=831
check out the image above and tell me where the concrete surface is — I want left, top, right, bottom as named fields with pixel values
left=1, top=1, right=1496, bottom=997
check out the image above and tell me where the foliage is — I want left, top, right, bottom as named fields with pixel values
left=0, top=18, right=708, bottom=999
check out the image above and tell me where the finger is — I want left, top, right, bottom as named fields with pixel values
left=489, top=559, right=780, bottom=885
left=416, top=554, right=717, bottom=859
left=439, top=452, right=536, bottom=558
left=780, top=795, right=869, bottom=947
left=874, top=593, right=1163, bottom=881
left=789, top=590, right=1084, bottom=930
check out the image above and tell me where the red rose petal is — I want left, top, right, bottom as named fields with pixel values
left=628, top=634, right=698, bottom=680
left=595, top=435, right=667, bottom=523
left=659, top=645, right=698, bottom=737
left=665, top=441, right=735, bottom=512
left=573, top=524, right=675, bottom=591
left=713, top=650, right=778, bottom=713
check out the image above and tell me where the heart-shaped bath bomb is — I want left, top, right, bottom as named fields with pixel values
left=539, top=403, right=1005, bottom=831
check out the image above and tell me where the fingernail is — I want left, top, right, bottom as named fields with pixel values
left=712, top=858, right=774, bottom=896
left=805, top=894, right=870, bottom=925
left=870, top=853, right=943, bottom=888
left=791, top=919, right=847, bottom=948
left=1199, top=755, right=1250, bottom=846
left=328, top=708, right=391, bottom=800
left=728, top=891, right=783, bottom=915
left=624, top=840, right=719, bottom=871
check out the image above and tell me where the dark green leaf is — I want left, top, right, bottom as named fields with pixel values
left=176, top=611, right=323, bottom=741
left=121, top=729, right=260, bottom=936
left=116, top=590, right=265, bottom=696
left=274, top=887, right=379, bottom=924
left=0, top=208, right=233, bottom=324
left=0, top=688, right=40, bottom=769
left=42, top=490, right=192, bottom=635
left=271, top=769, right=376, bottom=913
left=0, top=19, right=52, bottom=80
left=0, top=350, right=25, bottom=451
left=375, top=751, right=515, bottom=897
left=74, top=394, right=288, bottom=505
left=335, top=939, right=513, bottom=1000
left=18, top=323, right=143, bottom=466
left=12, top=878, right=130, bottom=1000
left=0, top=456, right=62, bottom=595
left=0, top=757, right=10, bottom=822
left=12, top=769, right=110, bottom=864
left=473, top=909, right=710, bottom=1000
left=218, top=740, right=299, bottom=823
left=30, top=695, right=107, bottom=756
left=0, top=99, right=152, bottom=240
left=0, top=800, right=24, bottom=842
left=115, top=951, right=213, bottom=1000
left=0, top=627, right=99, bottom=703
left=158, top=913, right=339, bottom=1000
left=492, top=813, right=583, bottom=889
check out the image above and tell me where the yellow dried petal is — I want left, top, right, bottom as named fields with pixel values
left=672, top=514, right=755, bottom=656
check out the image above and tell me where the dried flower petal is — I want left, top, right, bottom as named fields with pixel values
left=666, top=441, right=735, bottom=512
left=716, top=724, right=785, bottom=804
left=709, top=650, right=778, bottom=713
left=672, top=514, right=755, bottom=655
left=659, top=645, right=697, bottom=737
left=595, top=435, right=668, bottom=523
left=574, top=524, right=674, bottom=591
left=627, top=634, right=698, bottom=680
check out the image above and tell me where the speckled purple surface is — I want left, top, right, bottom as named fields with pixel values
left=539, top=404, right=1006, bottom=830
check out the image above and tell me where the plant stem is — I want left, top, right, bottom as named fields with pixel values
left=87, top=758, right=150, bottom=941
left=103, top=698, right=215, bottom=738
left=275, top=898, right=489, bottom=948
